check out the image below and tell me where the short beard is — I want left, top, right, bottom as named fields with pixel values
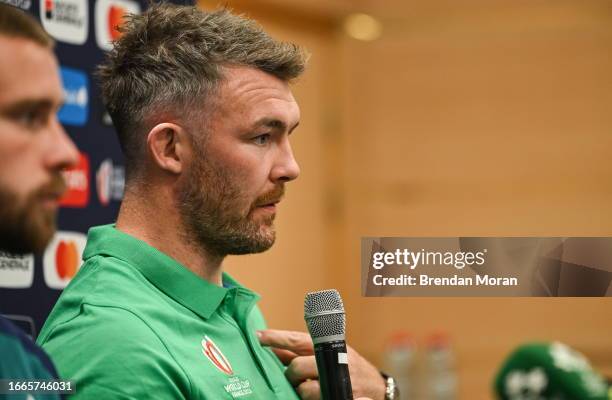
left=177, top=151, right=278, bottom=258
left=0, top=176, right=64, bottom=255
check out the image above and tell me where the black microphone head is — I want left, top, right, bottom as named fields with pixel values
left=304, top=289, right=346, bottom=344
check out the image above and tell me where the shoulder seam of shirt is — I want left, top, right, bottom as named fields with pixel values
left=38, top=256, right=104, bottom=345
left=81, top=302, right=194, bottom=397
left=83, top=254, right=158, bottom=302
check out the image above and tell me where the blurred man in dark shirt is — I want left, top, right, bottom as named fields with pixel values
left=0, top=3, right=78, bottom=396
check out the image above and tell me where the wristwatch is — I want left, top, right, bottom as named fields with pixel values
left=381, top=372, right=400, bottom=400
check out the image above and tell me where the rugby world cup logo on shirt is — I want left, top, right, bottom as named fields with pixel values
left=40, top=0, right=88, bottom=45
left=201, top=335, right=233, bottom=375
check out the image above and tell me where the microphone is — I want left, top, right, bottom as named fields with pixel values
left=494, top=341, right=610, bottom=400
left=304, top=289, right=353, bottom=400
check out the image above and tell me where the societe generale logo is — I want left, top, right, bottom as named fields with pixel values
left=0, top=252, right=34, bottom=289
left=40, top=0, right=88, bottom=45
left=59, top=152, right=90, bottom=208
left=43, top=231, right=86, bottom=289
left=95, top=0, right=140, bottom=51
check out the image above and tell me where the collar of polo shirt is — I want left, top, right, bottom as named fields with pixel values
left=82, top=224, right=261, bottom=321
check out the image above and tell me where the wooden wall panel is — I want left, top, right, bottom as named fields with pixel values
left=339, top=1, right=612, bottom=398
left=199, top=1, right=612, bottom=398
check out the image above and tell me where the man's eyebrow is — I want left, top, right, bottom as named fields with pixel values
left=253, top=118, right=300, bottom=133
left=1, top=99, right=58, bottom=115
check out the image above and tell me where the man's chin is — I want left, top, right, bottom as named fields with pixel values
left=224, top=227, right=276, bottom=255
left=0, top=218, right=55, bottom=255
left=31, top=217, right=56, bottom=253
left=0, top=187, right=59, bottom=254
left=27, top=214, right=56, bottom=254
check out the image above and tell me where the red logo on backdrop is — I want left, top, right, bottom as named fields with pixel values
left=43, top=231, right=86, bottom=289
left=108, top=5, right=127, bottom=40
left=59, top=153, right=89, bottom=207
left=44, top=0, right=53, bottom=17
left=95, top=0, right=140, bottom=51
left=55, top=240, right=78, bottom=279
left=201, top=336, right=233, bottom=375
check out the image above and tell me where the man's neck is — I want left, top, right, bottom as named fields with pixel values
left=115, top=189, right=225, bottom=286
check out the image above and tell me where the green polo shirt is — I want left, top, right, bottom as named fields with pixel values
left=37, top=224, right=299, bottom=399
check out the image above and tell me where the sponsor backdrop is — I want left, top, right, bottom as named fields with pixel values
left=0, top=0, right=174, bottom=338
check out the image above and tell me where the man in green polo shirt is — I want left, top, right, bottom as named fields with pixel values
left=39, top=223, right=298, bottom=398
left=38, top=2, right=386, bottom=399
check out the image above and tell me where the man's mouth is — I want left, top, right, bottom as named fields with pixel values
left=39, top=191, right=64, bottom=209
left=254, top=186, right=285, bottom=211
left=256, top=199, right=280, bottom=207
left=252, top=194, right=283, bottom=218
left=37, top=176, right=67, bottom=210
left=255, top=201, right=279, bottom=214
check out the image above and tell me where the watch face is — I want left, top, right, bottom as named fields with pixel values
left=385, top=376, right=399, bottom=400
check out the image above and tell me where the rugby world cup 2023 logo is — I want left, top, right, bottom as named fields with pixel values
left=201, top=335, right=233, bottom=375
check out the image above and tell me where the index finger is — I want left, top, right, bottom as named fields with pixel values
left=257, top=329, right=315, bottom=356
left=270, top=347, right=299, bottom=365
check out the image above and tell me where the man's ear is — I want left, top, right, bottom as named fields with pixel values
left=146, top=122, right=189, bottom=174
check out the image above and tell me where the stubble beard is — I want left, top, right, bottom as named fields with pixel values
left=178, top=153, right=277, bottom=258
left=0, top=177, right=64, bottom=255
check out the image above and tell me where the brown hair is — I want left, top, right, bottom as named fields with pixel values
left=97, top=2, right=308, bottom=181
left=0, top=3, right=54, bottom=47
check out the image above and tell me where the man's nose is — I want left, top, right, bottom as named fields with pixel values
left=271, top=138, right=300, bottom=183
left=45, top=120, right=79, bottom=171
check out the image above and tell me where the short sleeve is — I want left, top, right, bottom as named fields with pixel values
left=38, top=304, right=191, bottom=399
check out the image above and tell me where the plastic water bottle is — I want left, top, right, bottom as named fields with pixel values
left=423, top=332, right=457, bottom=400
left=384, top=331, right=418, bottom=399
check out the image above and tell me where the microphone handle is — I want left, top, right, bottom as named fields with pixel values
left=314, top=339, right=353, bottom=400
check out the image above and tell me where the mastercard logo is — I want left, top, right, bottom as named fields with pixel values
left=95, top=0, right=140, bottom=51
left=108, top=5, right=126, bottom=40
left=43, top=231, right=86, bottom=289
left=55, top=240, right=78, bottom=279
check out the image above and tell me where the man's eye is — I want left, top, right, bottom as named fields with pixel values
left=17, top=109, right=47, bottom=129
left=253, top=134, right=271, bottom=145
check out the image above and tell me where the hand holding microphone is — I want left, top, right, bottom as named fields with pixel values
left=257, top=289, right=386, bottom=400
left=257, top=330, right=384, bottom=399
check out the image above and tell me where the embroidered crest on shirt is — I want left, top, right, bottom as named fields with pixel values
left=201, top=335, right=233, bottom=375
left=224, top=376, right=253, bottom=398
